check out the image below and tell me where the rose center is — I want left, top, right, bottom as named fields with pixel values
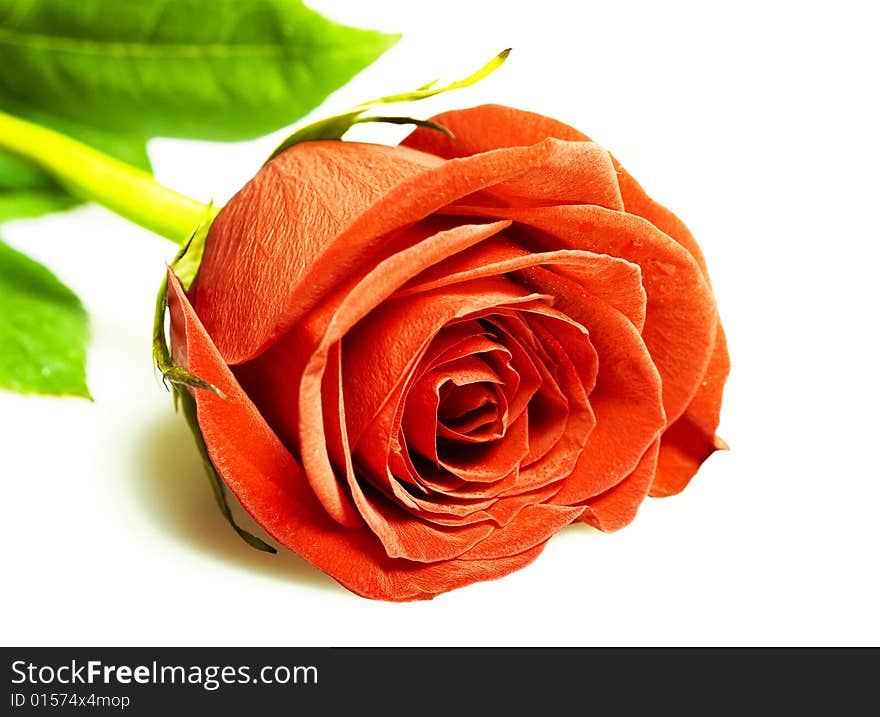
left=437, top=379, right=504, bottom=439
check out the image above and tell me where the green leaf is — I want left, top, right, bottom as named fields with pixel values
left=268, top=48, right=510, bottom=160
left=0, top=151, right=59, bottom=191
left=0, top=0, right=399, bottom=141
left=0, top=189, right=78, bottom=224
left=0, top=238, right=90, bottom=397
left=0, top=0, right=397, bottom=222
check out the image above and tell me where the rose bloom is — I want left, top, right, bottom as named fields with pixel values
left=167, top=105, right=729, bottom=601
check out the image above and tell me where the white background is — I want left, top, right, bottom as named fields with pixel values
left=2, top=0, right=878, bottom=646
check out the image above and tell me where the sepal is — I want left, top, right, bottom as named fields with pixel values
left=150, top=221, right=274, bottom=553
left=267, top=49, right=511, bottom=160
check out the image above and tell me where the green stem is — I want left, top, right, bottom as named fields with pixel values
left=0, top=109, right=213, bottom=243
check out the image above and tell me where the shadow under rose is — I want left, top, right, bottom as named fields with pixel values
left=130, top=406, right=340, bottom=594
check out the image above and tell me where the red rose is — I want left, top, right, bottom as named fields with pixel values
left=166, top=104, right=729, bottom=601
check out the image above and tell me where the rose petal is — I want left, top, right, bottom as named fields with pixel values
left=349, top=467, right=582, bottom=563
left=342, top=476, right=495, bottom=563
left=505, top=312, right=597, bottom=493
left=438, top=411, right=530, bottom=483
left=402, top=104, right=589, bottom=159
left=404, top=357, right=508, bottom=460
left=582, top=439, right=661, bottom=532
left=479, top=325, right=538, bottom=433
left=405, top=105, right=711, bottom=279
left=168, top=270, right=548, bottom=601
left=385, top=450, right=506, bottom=519
left=482, top=142, right=623, bottom=210
left=316, top=341, right=364, bottom=526
left=402, top=105, right=623, bottom=210
left=391, top=476, right=552, bottom=529
left=423, top=324, right=509, bottom=370
left=350, top=283, right=552, bottom=483
left=194, top=141, right=443, bottom=364
left=397, top=234, right=647, bottom=331
left=651, top=324, right=730, bottom=496
left=411, top=458, right=519, bottom=501
left=498, top=318, right=571, bottom=467
left=401, top=323, right=517, bottom=442
left=400, top=378, right=443, bottom=462
left=312, top=220, right=512, bottom=446
left=232, top=323, right=309, bottom=456
left=613, top=153, right=713, bottom=283
left=459, top=503, right=584, bottom=560
left=396, top=246, right=618, bottom=460
left=438, top=383, right=505, bottom=438
left=268, top=138, right=604, bottom=342
left=539, top=280, right=666, bottom=505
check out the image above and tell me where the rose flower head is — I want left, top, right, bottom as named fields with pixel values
left=166, top=104, right=729, bottom=601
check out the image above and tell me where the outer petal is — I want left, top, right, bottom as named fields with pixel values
left=402, top=104, right=591, bottom=159
left=609, top=142, right=730, bottom=493
left=546, top=282, right=665, bottom=504
left=613, top=167, right=730, bottom=496
left=404, top=102, right=709, bottom=275
left=345, top=477, right=495, bottom=563
left=582, top=439, right=660, bottom=532
left=267, top=138, right=602, bottom=341
left=193, top=141, right=443, bottom=364
left=404, top=103, right=714, bottom=278
left=650, top=325, right=730, bottom=496
left=402, top=107, right=623, bottom=209
left=167, top=271, right=548, bottom=601
left=459, top=504, right=584, bottom=561
left=402, top=103, right=713, bottom=281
